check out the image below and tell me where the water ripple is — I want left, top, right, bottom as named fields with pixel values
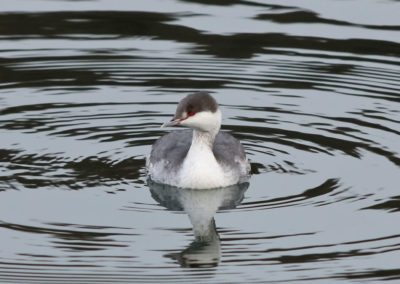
left=0, top=0, right=399, bottom=283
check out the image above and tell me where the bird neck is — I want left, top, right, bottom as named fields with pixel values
left=191, top=128, right=218, bottom=150
left=179, top=122, right=225, bottom=189
left=190, top=109, right=221, bottom=150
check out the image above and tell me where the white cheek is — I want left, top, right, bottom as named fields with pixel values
left=181, top=111, right=221, bottom=131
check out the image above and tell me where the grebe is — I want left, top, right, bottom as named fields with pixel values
left=147, top=92, right=250, bottom=189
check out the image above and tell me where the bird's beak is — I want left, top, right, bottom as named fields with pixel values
left=161, top=118, right=181, bottom=128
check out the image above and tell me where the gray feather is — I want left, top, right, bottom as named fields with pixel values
left=149, top=129, right=248, bottom=174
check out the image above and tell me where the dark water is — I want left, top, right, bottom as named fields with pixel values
left=1, top=0, right=400, bottom=283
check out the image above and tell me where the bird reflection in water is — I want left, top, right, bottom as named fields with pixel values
left=148, top=180, right=249, bottom=268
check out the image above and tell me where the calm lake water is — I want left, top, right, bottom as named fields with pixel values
left=1, top=0, right=400, bottom=283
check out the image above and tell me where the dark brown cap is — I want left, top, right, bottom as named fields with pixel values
left=174, top=92, right=218, bottom=119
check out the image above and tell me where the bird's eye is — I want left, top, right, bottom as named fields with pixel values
left=187, top=111, right=195, bottom=117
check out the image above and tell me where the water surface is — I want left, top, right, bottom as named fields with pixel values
left=1, top=0, right=400, bottom=283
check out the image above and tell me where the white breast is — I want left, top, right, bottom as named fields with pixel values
left=177, top=144, right=237, bottom=189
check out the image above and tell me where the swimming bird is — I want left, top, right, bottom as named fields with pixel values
left=147, top=92, right=250, bottom=189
